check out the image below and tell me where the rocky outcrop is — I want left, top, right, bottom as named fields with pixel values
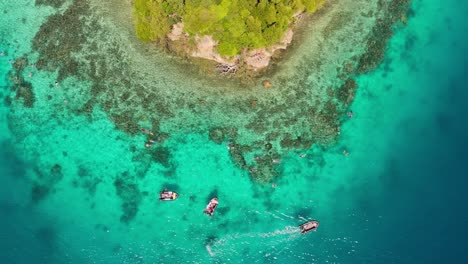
left=167, top=24, right=296, bottom=72
left=191, top=35, right=238, bottom=65
left=262, top=80, right=272, bottom=88
left=167, top=22, right=185, bottom=41
left=244, top=48, right=271, bottom=69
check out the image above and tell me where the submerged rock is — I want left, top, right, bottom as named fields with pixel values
left=262, top=80, right=273, bottom=88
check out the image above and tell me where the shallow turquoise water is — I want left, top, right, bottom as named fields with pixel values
left=1, top=0, right=467, bottom=263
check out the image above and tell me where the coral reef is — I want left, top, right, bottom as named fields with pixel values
left=8, top=57, right=35, bottom=108
left=32, top=0, right=90, bottom=81
left=72, top=165, right=102, bottom=195
left=22, top=0, right=413, bottom=193
left=337, top=78, right=357, bottom=108
left=31, top=164, right=64, bottom=203
left=150, top=146, right=173, bottom=169
left=114, top=172, right=143, bottom=223
left=35, top=0, right=66, bottom=8
left=357, top=0, right=411, bottom=73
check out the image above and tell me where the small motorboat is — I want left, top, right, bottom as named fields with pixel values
left=203, top=197, right=218, bottom=216
left=299, top=220, right=319, bottom=234
left=159, top=190, right=178, bottom=201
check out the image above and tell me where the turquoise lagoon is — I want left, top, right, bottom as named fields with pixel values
left=0, top=0, right=467, bottom=263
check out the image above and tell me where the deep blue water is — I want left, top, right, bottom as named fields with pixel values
left=341, top=1, right=468, bottom=261
left=355, top=72, right=468, bottom=263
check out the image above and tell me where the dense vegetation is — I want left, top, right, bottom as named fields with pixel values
left=133, top=0, right=326, bottom=56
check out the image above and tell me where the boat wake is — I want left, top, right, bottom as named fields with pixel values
left=206, top=226, right=301, bottom=257
left=205, top=245, right=215, bottom=257
left=258, top=226, right=300, bottom=238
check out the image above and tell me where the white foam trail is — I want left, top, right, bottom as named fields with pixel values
left=206, top=245, right=215, bottom=257
left=276, top=211, right=295, bottom=219
left=258, top=226, right=300, bottom=237
left=206, top=225, right=302, bottom=258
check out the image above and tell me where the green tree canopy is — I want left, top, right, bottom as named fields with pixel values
left=133, top=0, right=326, bottom=56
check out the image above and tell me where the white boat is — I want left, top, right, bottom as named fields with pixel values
left=299, top=220, right=319, bottom=234
left=203, top=198, right=218, bottom=216
left=159, top=190, right=178, bottom=201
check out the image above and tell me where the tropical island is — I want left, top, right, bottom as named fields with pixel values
left=133, top=0, right=326, bottom=75
left=24, top=0, right=411, bottom=189
left=2, top=0, right=413, bottom=234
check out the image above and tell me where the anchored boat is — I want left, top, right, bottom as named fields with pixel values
left=159, top=190, right=178, bottom=201
left=299, top=220, right=319, bottom=234
left=203, top=198, right=218, bottom=216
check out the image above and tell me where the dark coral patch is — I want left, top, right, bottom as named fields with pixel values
left=227, top=142, right=248, bottom=170
left=110, top=111, right=139, bottom=135
left=4, top=96, right=12, bottom=106
left=150, top=146, right=172, bottom=168
left=31, top=182, right=51, bottom=203
left=13, top=57, right=28, bottom=71
left=78, top=98, right=95, bottom=115
left=249, top=154, right=280, bottom=183
left=15, top=81, right=35, bottom=108
left=209, top=128, right=225, bottom=144
left=209, top=127, right=237, bottom=144
left=204, top=235, right=217, bottom=245
left=31, top=164, right=64, bottom=203
left=357, top=0, right=412, bottom=73
left=32, top=0, right=90, bottom=80
left=35, top=0, right=66, bottom=8
left=263, top=198, right=281, bottom=211
left=9, top=58, right=35, bottom=108
left=337, top=78, right=357, bottom=108
left=280, top=135, right=314, bottom=150
left=114, top=173, right=142, bottom=223
left=206, top=189, right=219, bottom=202
left=50, top=164, right=62, bottom=176
left=82, top=177, right=101, bottom=195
